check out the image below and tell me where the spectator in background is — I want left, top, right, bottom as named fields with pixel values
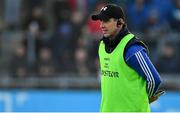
left=144, top=8, right=170, bottom=39
left=21, top=6, right=48, bottom=65
left=21, top=30, right=45, bottom=62
left=78, top=25, right=99, bottom=74
left=74, top=47, right=89, bottom=76
left=127, top=0, right=149, bottom=32
left=48, top=20, right=73, bottom=60
left=149, top=0, right=173, bottom=23
left=70, top=10, right=85, bottom=50
left=36, top=47, right=57, bottom=77
left=68, top=0, right=88, bottom=16
left=58, top=50, right=76, bottom=74
left=170, top=0, right=180, bottom=32
left=10, top=45, right=28, bottom=78
left=22, top=6, right=48, bottom=32
left=49, top=3, right=86, bottom=74
left=156, top=41, right=180, bottom=74
left=52, top=0, right=71, bottom=28
left=47, top=23, right=74, bottom=74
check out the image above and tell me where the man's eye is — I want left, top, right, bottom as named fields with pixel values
left=101, top=19, right=109, bottom=23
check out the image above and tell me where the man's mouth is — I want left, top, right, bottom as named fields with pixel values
left=102, top=29, right=108, bottom=33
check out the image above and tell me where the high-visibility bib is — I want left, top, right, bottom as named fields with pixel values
left=99, top=34, right=150, bottom=112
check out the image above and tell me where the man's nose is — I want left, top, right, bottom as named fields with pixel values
left=100, top=22, right=105, bottom=29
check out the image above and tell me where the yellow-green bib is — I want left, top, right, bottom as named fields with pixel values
left=99, top=34, right=150, bottom=112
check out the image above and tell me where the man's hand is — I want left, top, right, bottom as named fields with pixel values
left=149, top=95, right=158, bottom=103
left=149, top=90, right=165, bottom=104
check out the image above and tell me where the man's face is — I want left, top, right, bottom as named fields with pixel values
left=100, top=18, right=118, bottom=38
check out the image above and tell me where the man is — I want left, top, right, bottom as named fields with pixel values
left=91, top=4, right=164, bottom=112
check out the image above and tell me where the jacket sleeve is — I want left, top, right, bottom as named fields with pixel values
left=125, top=44, right=162, bottom=98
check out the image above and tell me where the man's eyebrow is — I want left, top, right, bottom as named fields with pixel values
left=101, top=19, right=110, bottom=22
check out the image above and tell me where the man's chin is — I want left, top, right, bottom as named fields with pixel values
left=103, top=34, right=110, bottom=37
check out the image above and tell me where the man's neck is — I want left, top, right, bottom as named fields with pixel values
left=110, top=26, right=122, bottom=40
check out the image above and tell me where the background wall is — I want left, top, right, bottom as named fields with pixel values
left=0, top=90, right=180, bottom=112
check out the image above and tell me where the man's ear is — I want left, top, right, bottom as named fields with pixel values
left=117, top=18, right=125, bottom=26
left=119, top=18, right=125, bottom=24
left=117, top=20, right=121, bottom=25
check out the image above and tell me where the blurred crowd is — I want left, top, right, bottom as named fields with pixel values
left=0, top=0, right=180, bottom=79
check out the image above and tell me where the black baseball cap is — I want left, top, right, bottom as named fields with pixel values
left=91, top=4, right=125, bottom=21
